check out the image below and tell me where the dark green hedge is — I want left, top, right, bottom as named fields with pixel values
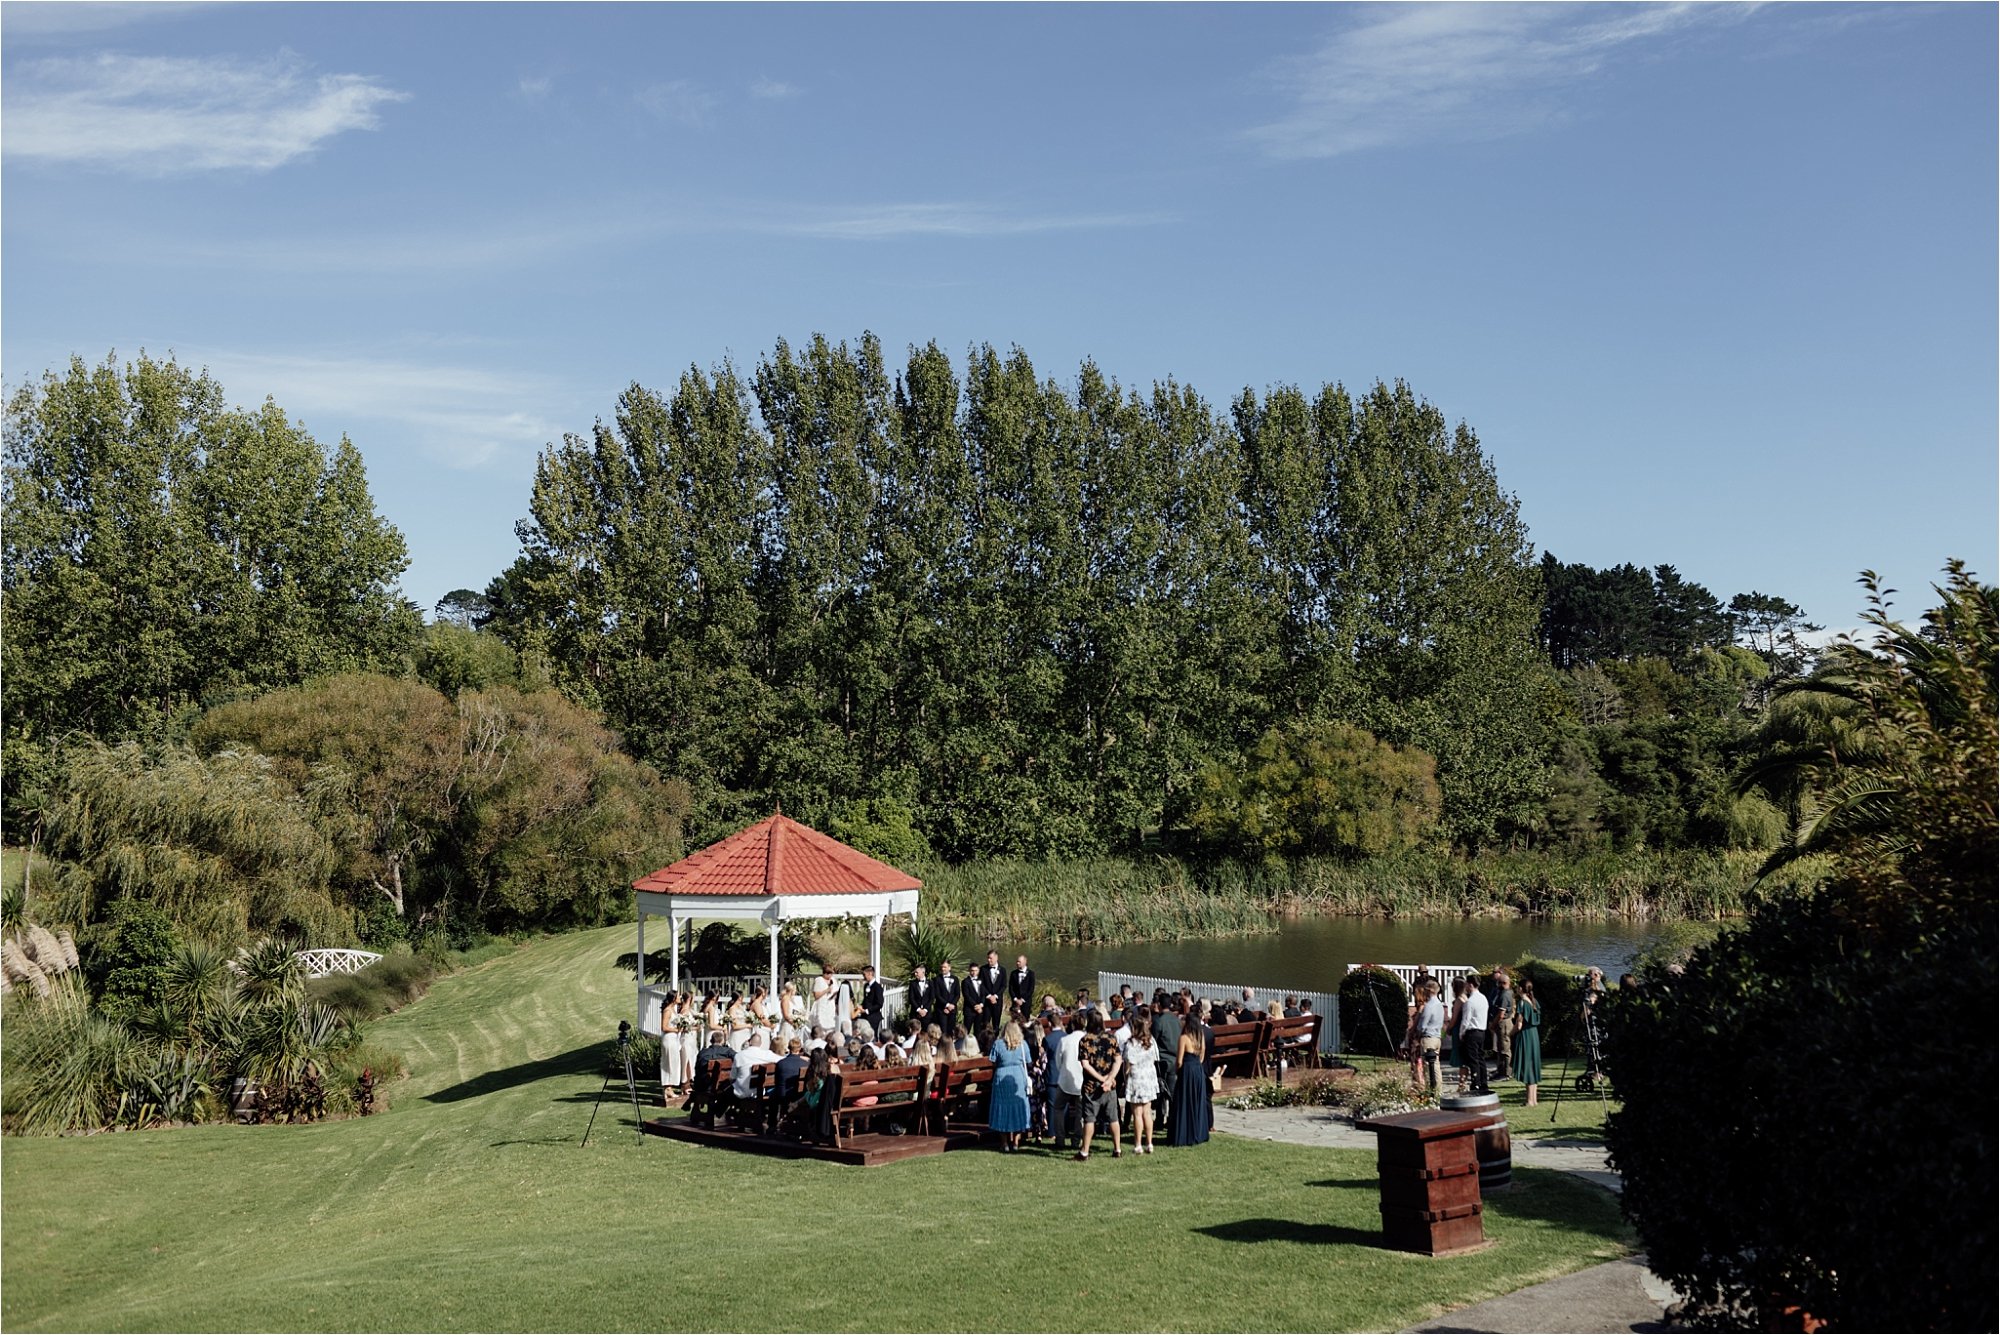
left=1606, top=890, right=1996, bottom=1331
left=1337, top=965, right=1409, bottom=1056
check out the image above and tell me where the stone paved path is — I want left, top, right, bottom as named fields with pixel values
left=1210, top=1105, right=1678, bottom=1333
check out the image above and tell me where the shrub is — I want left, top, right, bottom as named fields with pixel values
left=85, top=898, right=183, bottom=1027
left=1330, top=1071, right=1427, bottom=1120
left=1, top=977, right=140, bottom=1134
left=323, top=1041, right=405, bottom=1116
left=1336, top=965, right=1408, bottom=1056
left=1608, top=566, right=1996, bottom=1332
left=120, top=1046, right=212, bottom=1126
left=1510, top=956, right=1589, bottom=1058
left=309, top=945, right=458, bottom=1021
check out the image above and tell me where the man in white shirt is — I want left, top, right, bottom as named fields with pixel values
left=731, top=1029, right=783, bottom=1130
left=1458, top=977, right=1491, bottom=1095
left=1053, top=1014, right=1087, bottom=1151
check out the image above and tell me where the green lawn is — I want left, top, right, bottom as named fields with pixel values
left=1, top=925, right=1632, bottom=1333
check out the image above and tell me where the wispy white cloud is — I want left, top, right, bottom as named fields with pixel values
left=765, top=202, right=1172, bottom=240
left=1245, top=2, right=1747, bottom=160
left=197, top=348, right=568, bottom=471
left=3, top=51, right=408, bottom=173
left=635, top=79, right=717, bottom=125
left=0, top=2, right=214, bottom=37
left=77, top=198, right=1161, bottom=280
left=516, top=73, right=554, bottom=101
left=749, top=76, right=802, bottom=100
left=156, top=213, right=661, bottom=275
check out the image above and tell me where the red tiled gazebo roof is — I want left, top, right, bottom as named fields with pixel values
left=631, top=812, right=922, bottom=898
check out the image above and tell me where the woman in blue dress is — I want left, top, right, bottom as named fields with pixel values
left=987, top=1020, right=1033, bottom=1151
left=1514, top=979, right=1544, bottom=1107
left=1167, top=1010, right=1211, bottom=1147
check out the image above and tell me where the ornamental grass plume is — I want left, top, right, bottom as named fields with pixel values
left=3, top=937, right=49, bottom=997
left=24, top=924, right=72, bottom=976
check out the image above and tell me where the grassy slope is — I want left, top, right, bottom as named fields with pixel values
left=1, top=925, right=1631, bottom=1333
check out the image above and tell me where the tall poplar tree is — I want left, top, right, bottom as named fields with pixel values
left=2, top=353, right=414, bottom=827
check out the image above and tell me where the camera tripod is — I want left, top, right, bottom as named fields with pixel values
left=581, top=1019, right=644, bottom=1147
left=1548, top=1002, right=1609, bottom=1123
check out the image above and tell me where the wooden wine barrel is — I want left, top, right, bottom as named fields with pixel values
left=1442, top=1092, right=1512, bottom=1191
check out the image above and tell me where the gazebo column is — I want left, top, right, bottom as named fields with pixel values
left=669, top=911, right=682, bottom=991
left=636, top=908, right=647, bottom=1004
left=767, top=922, right=781, bottom=999
left=869, top=914, right=884, bottom=975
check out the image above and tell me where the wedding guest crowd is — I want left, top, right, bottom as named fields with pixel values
left=653, top=955, right=1306, bottom=1158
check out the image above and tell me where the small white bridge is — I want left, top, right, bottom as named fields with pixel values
left=295, top=948, right=383, bottom=979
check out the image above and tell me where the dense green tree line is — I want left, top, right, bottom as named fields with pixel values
left=2, top=353, right=417, bottom=828
left=5, top=344, right=1833, bottom=958
left=487, top=335, right=1552, bottom=855
left=4, top=354, right=685, bottom=953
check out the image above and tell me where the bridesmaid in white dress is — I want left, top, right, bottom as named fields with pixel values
left=659, top=990, right=687, bottom=1095
left=702, top=992, right=724, bottom=1049
left=753, top=984, right=780, bottom=1037
left=777, top=982, right=805, bottom=1043
left=725, top=993, right=752, bottom=1051
left=679, top=996, right=699, bottom=1093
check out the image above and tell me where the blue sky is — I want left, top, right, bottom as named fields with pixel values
left=4, top=2, right=1993, bottom=634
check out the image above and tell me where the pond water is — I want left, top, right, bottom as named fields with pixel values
left=1024, top=915, right=1670, bottom=994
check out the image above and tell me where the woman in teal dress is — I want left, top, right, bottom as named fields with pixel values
left=1514, top=980, right=1543, bottom=1106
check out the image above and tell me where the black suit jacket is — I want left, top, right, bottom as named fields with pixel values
left=861, top=979, right=885, bottom=1020
left=1008, top=967, right=1036, bottom=1010
left=975, top=964, right=1005, bottom=1010
left=935, top=973, right=961, bottom=1014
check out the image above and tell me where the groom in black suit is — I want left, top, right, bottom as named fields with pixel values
left=935, top=960, right=963, bottom=1037
left=859, top=964, right=886, bottom=1036
left=907, top=964, right=935, bottom=1032
left=972, top=950, right=1006, bottom=1030
left=1007, top=954, right=1037, bottom=1019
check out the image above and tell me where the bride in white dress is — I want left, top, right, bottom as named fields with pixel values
left=811, top=967, right=844, bottom=1034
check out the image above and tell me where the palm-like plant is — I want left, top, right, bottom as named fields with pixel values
left=1745, top=562, right=1997, bottom=887
left=886, top=919, right=978, bottom=980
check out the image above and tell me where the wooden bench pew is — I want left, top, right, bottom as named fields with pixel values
left=828, top=1063, right=926, bottom=1148
left=939, top=1057, right=996, bottom=1128
left=1206, top=1020, right=1263, bottom=1081
left=1258, top=1014, right=1321, bottom=1075
left=688, top=1056, right=796, bottom=1133
left=687, top=1056, right=735, bottom=1128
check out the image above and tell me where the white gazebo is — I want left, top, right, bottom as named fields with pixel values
left=630, top=811, right=921, bottom=1031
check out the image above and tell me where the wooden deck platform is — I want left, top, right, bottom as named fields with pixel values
left=642, top=1115, right=990, bottom=1166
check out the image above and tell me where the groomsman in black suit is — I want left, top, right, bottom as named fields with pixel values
left=908, top=964, right=935, bottom=1031
left=859, top=964, right=886, bottom=1036
left=972, top=950, right=1006, bottom=1030
left=936, top=959, right=963, bottom=1037
left=1007, top=954, right=1037, bottom=1019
